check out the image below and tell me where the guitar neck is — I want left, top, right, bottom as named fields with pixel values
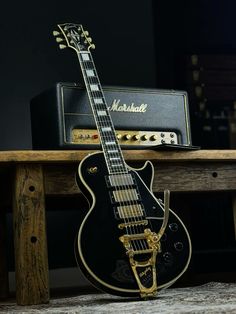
left=77, top=50, right=127, bottom=174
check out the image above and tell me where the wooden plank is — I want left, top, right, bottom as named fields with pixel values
left=1, top=149, right=236, bottom=163
left=43, top=162, right=236, bottom=195
left=13, top=164, right=49, bottom=305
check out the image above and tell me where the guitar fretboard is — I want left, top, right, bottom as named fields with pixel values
left=77, top=51, right=127, bottom=174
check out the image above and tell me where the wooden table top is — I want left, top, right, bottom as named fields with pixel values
left=0, top=149, right=236, bottom=164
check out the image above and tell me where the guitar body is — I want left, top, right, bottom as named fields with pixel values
left=75, top=152, right=191, bottom=297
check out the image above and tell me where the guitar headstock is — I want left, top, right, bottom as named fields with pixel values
left=53, top=23, right=95, bottom=52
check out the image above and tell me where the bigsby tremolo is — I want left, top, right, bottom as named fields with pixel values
left=119, top=190, right=170, bottom=298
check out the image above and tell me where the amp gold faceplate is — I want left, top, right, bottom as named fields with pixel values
left=72, top=129, right=178, bottom=146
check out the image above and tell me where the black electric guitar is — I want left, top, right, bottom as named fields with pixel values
left=53, top=23, right=192, bottom=298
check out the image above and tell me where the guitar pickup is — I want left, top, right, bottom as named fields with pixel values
left=105, top=173, right=135, bottom=188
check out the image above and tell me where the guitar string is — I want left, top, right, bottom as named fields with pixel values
left=78, top=49, right=148, bottom=252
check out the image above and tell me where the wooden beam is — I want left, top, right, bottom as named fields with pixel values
left=13, top=164, right=49, bottom=305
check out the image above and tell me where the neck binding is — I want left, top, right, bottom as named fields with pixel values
left=77, top=50, right=127, bottom=174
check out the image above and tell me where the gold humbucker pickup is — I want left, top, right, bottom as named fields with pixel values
left=117, top=204, right=143, bottom=219
left=118, top=220, right=148, bottom=230
left=112, top=189, right=139, bottom=203
left=107, top=173, right=134, bottom=187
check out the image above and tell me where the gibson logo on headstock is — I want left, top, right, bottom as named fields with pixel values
left=108, top=99, right=147, bottom=113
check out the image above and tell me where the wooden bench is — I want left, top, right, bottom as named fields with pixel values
left=0, top=149, right=236, bottom=305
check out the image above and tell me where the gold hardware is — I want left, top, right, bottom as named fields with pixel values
left=150, top=134, right=158, bottom=141
left=90, top=44, right=96, bottom=49
left=133, top=134, right=140, bottom=141
left=118, top=220, right=148, bottom=229
left=87, top=166, right=98, bottom=174
left=119, top=228, right=160, bottom=297
left=141, top=134, right=148, bottom=141
left=56, top=37, right=64, bottom=42
left=53, top=30, right=60, bottom=36
left=59, top=44, right=67, bottom=49
left=124, top=134, right=131, bottom=140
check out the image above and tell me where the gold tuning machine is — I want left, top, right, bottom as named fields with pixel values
left=53, top=30, right=61, bottom=36
left=56, top=37, right=64, bottom=43
left=59, top=44, right=67, bottom=50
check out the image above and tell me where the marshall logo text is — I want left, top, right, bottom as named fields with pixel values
left=108, top=99, right=147, bottom=113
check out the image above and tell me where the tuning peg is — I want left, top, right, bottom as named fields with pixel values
left=53, top=30, right=61, bottom=36
left=59, top=44, right=67, bottom=49
left=85, top=37, right=92, bottom=44
left=56, top=37, right=64, bottom=43
left=90, top=44, right=95, bottom=49
left=81, top=30, right=89, bottom=37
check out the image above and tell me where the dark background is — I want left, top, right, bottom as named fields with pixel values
left=2, top=0, right=236, bottom=285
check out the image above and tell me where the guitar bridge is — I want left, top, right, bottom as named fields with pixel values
left=119, top=190, right=170, bottom=298
left=119, top=228, right=161, bottom=298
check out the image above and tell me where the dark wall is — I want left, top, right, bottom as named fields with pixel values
left=153, top=1, right=236, bottom=88
left=0, top=0, right=156, bottom=149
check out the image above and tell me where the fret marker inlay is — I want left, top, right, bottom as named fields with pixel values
left=90, top=84, right=99, bottom=91
left=81, top=53, right=90, bottom=61
left=97, top=110, right=107, bottom=116
left=86, top=69, right=95, bottom=77
left=94, top=98, right=103, bottom=104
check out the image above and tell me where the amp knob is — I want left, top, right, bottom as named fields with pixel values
left=116, top=134, right=122, bottom=140
left=124, top=134, right=131, bottom=140
left=141, top=134, right=148, bottom=141
left=133, top=134, right=140, bottom=141
left=150, top=134, right=158, bottom=141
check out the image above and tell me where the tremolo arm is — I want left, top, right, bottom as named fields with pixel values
left=119, top=190, right=170, bottom=298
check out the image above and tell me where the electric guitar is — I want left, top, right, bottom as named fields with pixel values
left=53, top=23, right=192, bottom=298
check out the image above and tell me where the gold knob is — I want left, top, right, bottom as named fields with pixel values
left=141, top=135, right=148, bottom=141
left=124, top=134, right=131, bottom=140
left=150, top=134, right=158, bottom=141
left=117, top=134, right=122, bottom=140
left=133, top=134, right=140, bottom=141
left=59, top=44, right=67, bottom=49
left=53, top=30, right=60, bottom=36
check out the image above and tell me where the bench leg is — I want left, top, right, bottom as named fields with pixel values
left=13, top=164, right=49, bottom=305
left=0, top=208, right=9, bottom=299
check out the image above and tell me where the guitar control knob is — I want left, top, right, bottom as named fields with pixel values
left=141, top=134, right=148, bottom=141
left=150, top=134, right=158, bottom=141
left=163, top=252, right=173, bottom=266
left=124, top=134, right=131, bottom=140
left=174, top=242, right=184, bottom=252
left=169, top=223, right=178, bottom=232
left=133, top=134, right=140, bottom=141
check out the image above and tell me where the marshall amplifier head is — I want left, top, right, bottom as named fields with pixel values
left=30, top=82, right=192, bottom=149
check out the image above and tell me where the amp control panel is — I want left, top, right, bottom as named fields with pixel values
left=71, top=129, right=178, bottom=146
